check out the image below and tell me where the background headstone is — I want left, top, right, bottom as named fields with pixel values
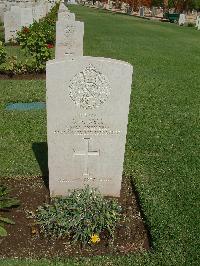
left=47, top=56, right=133, bottom=197
left=0, top=3, right=6, bottom=22
left=139, top=7, right=144, bottom=17
left=196, top=15, right=200, bottom=30
left=57, top=11, right=75, bottom=21
left=152, top=6, right=157, bottom=17
left=55, top=20, right=84, bottom=59
left=4, top=8, right=21, bottom=42
left=178, top=13, right=186, bottom=26
left=20, top=7, right=33, bottom=27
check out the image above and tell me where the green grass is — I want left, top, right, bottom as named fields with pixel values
left=0, top=80, right=46, bottom=177
left=0, top=5, right=200, bottom=265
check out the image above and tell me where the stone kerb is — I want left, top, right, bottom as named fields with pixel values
left=46, top=56, right=133, bottom=197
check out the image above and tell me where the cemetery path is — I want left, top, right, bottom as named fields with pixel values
left=0, top=176, right=149, bottom=258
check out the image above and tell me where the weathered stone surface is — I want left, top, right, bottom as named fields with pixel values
left=55, top=20, right=84, bottom=59
left=46, top=56, right=133, bottom=197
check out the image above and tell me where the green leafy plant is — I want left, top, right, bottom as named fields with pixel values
left=0, top=186, right=20, bottom=237
left=15, top=3, right=59, bottom=72
left=34, top=186, right=121, bottom=245
left=23, top=32, right=51, bottom=71
left=0, top=41, right=7, bottom=65
left=16, top=3, right=59, bottom=46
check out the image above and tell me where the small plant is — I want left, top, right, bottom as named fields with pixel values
left=34, top=186, right=121, bottom=245
left=0, top=186, right=20, bottom=237
left=0, top=41, right=7, bottom=65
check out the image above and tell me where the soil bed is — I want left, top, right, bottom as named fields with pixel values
left=0, top=73, right=46, bottom=80
left=0, top=176, right=149, bottom=258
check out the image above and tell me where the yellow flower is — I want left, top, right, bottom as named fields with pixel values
left=90, top=233, right=100, bottom=244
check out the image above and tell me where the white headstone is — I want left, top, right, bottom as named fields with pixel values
left=139, top=7, right=144, bottom=17
left=152, top=7, right=157, bottom=17
left=55, top=20, right=84, bottom=59
left=196, top=16, right=200, bottom=30
left=58, top=2, right=68, bottom=13
left=57, top=11, right=75, bottom=21
left=20, top=7, right=33, bottom=27
left=4, top=9, right=21, bottom=42
left=178, top=14, right=186, bottom=26
left=33, top=2, right=48, bottom=22
left=47, top=56, right=133, bottom=197
left=0, top=3, right=6, bottom=22
left=68, top=0, right=77, bottom=5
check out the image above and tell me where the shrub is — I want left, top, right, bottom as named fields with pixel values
left=0, top=41, right=6, bottom=65
left=34, top=186, right=121, bottom=245
left=23, top=32, right=51, bottom=71
left=0, top=186, right=20, bottom=237
left=17, top=2, right=59, bottom=46
left=15, top=2, right=59, bottom=72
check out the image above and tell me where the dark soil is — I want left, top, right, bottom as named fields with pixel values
left=0, top=176, right=150, bottom=258
left=0, top=73, right=46, bottom=80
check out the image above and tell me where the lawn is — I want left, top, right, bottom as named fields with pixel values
left=0, top=5, right=200, bottom=265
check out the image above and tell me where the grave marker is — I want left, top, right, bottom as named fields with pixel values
left=46, top=56, right=133, bottom=197
left=178, top=13, right=186, bottom=26
left=196, top=16, right=200, bottom=30
left=55, top=20, right=84, bottom=58
left=139, top=7, right=144, bottom=17
left=4, top=9, right=21, bottom=42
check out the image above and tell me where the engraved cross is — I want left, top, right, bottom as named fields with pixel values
left=73, top=138, right=100, bottom=177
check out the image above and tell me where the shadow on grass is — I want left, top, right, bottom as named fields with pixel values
left=32, top=142, right=49, bottom=189
left=130, top=176, right=153, bottom=249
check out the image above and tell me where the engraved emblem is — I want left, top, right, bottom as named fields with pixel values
left=68, top=64, right=111, bottom=110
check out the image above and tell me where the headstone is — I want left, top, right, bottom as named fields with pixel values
left=152, top=6, right=157, bottom=17
left=46, top=56, right=133, bottom=197
left=68, top=0, right=77, bottom=5
left=0, top=3, right=6, bottom=22
left=55, top=20, right=84, bottom=59
left=109, top=0, right=112, bottom=9
left=4, top=9, right=21, bottom=42
left=33, top=2, right=48, bottom=22
left=139, top=7, right=144, bottom=17
left=196, top=16, right=200, bottom=30
left=178, top=13, right=186, bottom=26
left=57, top=11, right=75, bottom=21
left=58, top=2, right=68, bottom=12
left=20, top=7, right=33, bottom=27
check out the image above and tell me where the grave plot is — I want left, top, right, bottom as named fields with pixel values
left=0, top=176, right=149, bottom=258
